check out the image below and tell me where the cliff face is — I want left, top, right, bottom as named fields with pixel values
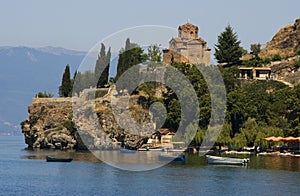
left=260, top=18, right=300, bottom=59
left=245, top=18, right=300, bottom=84
left=21, top=89, right=154, bottom=150
left=21, top=98, right=76, bottom=149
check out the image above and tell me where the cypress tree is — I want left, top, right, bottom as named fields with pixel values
left=115, top=38, right=144, bottom=82
left=125, top=38, right=131, bottom=51
left=95, top=43, right=111, bottom=88
left=59, top=64, right=72, bottom=97
left=214, top=25, right=243, bottom=65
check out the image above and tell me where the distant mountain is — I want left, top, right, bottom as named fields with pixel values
left=37, top=46, right=86, bottom=56
left=0, top=46, right=86, bottom=133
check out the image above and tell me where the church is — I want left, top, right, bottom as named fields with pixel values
left=163, top=22, right=211, bottom=65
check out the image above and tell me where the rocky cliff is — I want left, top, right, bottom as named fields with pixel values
left=245, top=18, right=300, bottom=84
left=21, top=88, right=154, bottom=150
left=21, top=98, right=76, bottom=149
left=260, top=18, right=300, bottom=59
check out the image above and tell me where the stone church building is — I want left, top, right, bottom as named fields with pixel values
left=163, top=22, right=211, bottom=65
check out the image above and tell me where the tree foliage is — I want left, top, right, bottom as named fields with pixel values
left=147, top=44, right=162, bottom=62
left=95, top=43, right=111, bottom=88
left=59, top=64, right=72, bottom=97
left=250, top=43, right=261, bottom=58
left=115, top=38, right=146, bottom=91
left=214, top=25, right=243, bottom=65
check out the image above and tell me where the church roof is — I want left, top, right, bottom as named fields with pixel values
left=170, top=37, right=184, bottom=42
left=188, top=38, right=206, bottom=44
left=178, top=22, right=198, bottom=31
left=169, top=37, right=206, bottom=45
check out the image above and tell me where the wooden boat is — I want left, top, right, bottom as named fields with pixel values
left=120, top=148, right=136, bottom=153
left=158, top=154, right=186, bottom=162
left=46, top=156, right=73, bottom=162
left=206, top=155, right=249, bottom=165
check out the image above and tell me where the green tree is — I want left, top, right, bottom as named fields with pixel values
left=147, top=44, right=162, bottom=62
left=125, top=38, right=131, bottom=51
left=115, top=38, right=145, bottom=90
left=59, top=64, right=72, bottom=97
left=216, top=122, right=232, bottom=147
left=95, top=43, right=111, bottom=88
left=165, top=98, right=181, bottom=131
left=214, top=25, right=243, bottom=65
left=250, top=43, right=261, bottom=58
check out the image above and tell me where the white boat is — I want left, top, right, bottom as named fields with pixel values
left=137, top=147, right=165, bottom=151
left=206, top=155, right=249, bottom=165
left=164, top=148, right=187, bottom=152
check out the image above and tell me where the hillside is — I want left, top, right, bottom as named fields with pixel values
left=259, top=18, right=300, bottom=59
left=250, top=18, right=300, bottom=84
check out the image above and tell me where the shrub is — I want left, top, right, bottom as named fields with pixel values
left=294, top=59, right=300, bottom=70
left=63, top=120, right=73, bottom=132
left=36, top=91, right=53, bottom=98
left=272, top=54, right=282, bottom=61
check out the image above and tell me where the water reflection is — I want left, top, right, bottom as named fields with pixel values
left=23, top=149, right=300, bottom=172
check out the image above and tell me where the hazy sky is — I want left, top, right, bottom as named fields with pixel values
left=1, top=0, right=299, bottom=53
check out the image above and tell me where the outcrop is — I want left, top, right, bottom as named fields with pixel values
left=259, top=18, right=300, bottom=59
left=21, top=88, right=154, bottom=150
left=242, top=18, right=300, bottom=84
left=21, top=98, right=76, bottom=149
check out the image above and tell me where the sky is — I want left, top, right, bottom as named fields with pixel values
left=1, top=0, right=300, bottom=54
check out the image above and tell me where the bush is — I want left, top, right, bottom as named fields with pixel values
left=272, top=54, right=282, bottom=61
left=36, top=91, right=53, bottom=98
left=294, top=59, right=300, bottom=70
left=263, top=58, right=271, bottom=65
left=297, top=49, right=300, bottom=56
left=63, top=120, right=74, bottom=133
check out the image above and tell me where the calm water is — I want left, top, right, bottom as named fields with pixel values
left=0, top=136, right=300, bottom=196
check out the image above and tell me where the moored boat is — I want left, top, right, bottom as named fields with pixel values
left=137, top=146, right=165, bottom=151
left=164, top=148, right=187, bottom=152
left=158, top=154, right=186, bottom=163
left=206, top=155, right=249, bottom=165
left=46, top=156, right=73, bottom=162
left=120, top=148, right=136, bottom=153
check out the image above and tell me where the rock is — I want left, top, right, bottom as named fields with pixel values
left=21, top=98, right=74, bottom=149
left=259, top=18, right=300, bottom=59
left=21, top=87, right=155, bottom=150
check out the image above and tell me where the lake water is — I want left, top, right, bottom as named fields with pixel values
left=0, top=136, right=299, bottom=195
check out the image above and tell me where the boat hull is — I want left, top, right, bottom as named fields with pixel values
left=120, top=149, right=136, bottom=153
left=46, top=156, right=73, bottom=162
left=206, top=155, right=249, bottom=165
left=158, top=154, right=186, bottom=162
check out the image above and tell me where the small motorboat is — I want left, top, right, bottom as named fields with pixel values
left=164, top=148, right=187, bottom=152
left=137, top=146, right=165, bottom=151
left=158, top=154, right=186, bottom=163
left=46, top=156, right=73, bottom=162
left=206, top=155, right=249, bottom=165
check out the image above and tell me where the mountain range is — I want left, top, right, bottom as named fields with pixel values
left=0, top=46, right=86, bottom=134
